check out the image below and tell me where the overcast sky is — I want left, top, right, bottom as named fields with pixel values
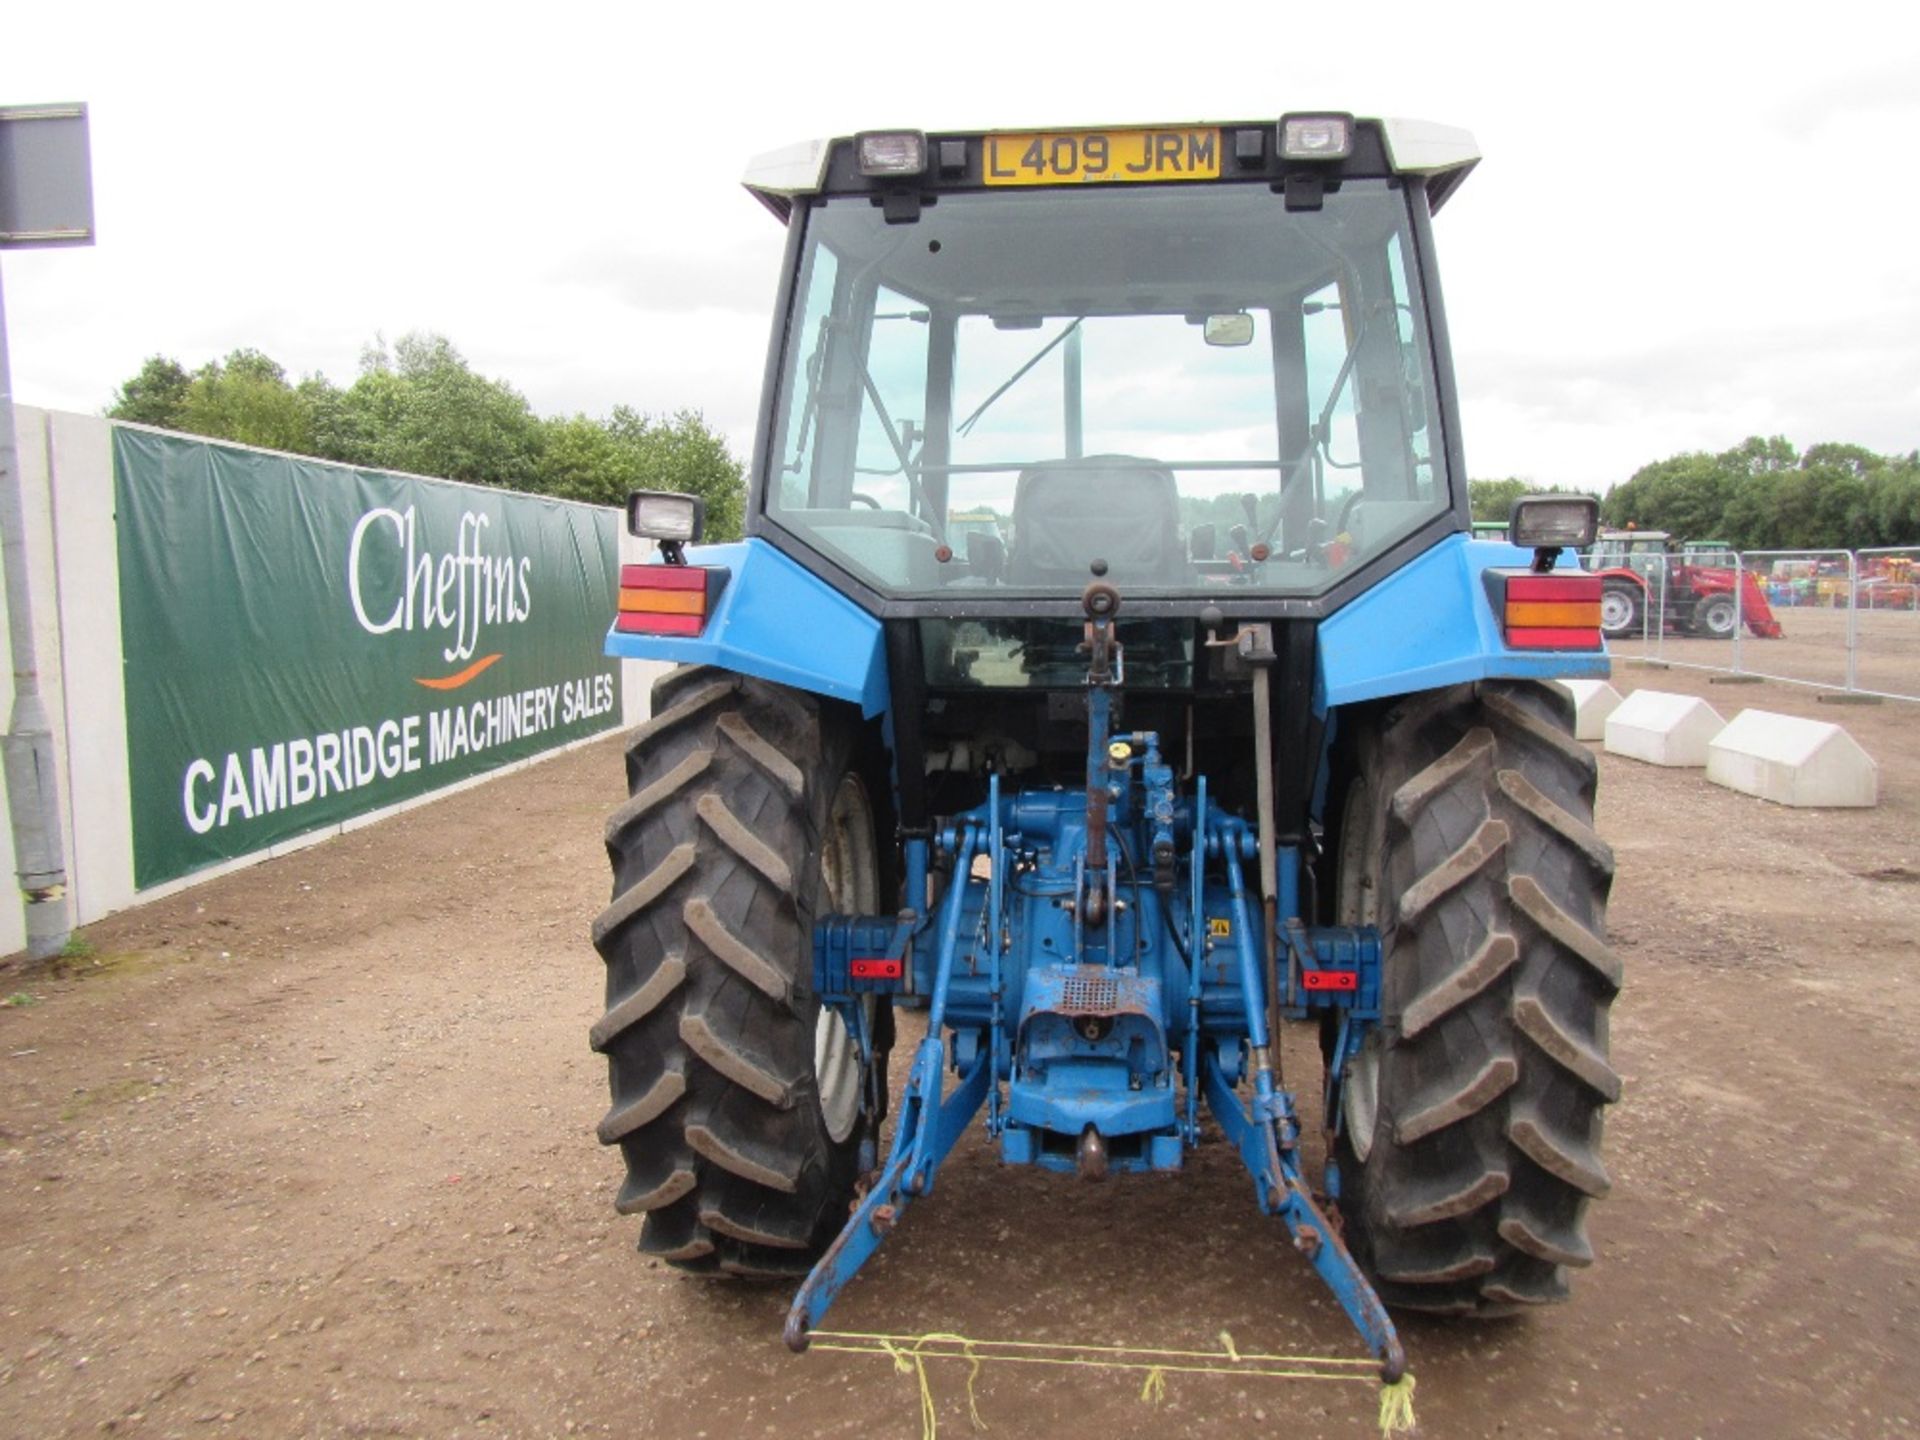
left=5, top=2, right=1916, bottom=491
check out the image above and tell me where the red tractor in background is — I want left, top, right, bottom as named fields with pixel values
left=1587, top=529, right=1783, bottom=640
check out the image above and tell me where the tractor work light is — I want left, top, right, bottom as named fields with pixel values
left=855, top=130, right=927, bottom=176
left=615, top=562, right=726, bottom=638
left=627, top=490, right=705, bottom=545
left=1279, top=113, right=1354, bottom=160
left=1509, top=495, right=1600, bottom=551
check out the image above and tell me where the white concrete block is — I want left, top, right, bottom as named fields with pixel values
left=1553, top=679, right=1625, bottom=742
left=1705, top=709, right=1878, bottom=807
left=1603, top=690, right=1726, bottom=767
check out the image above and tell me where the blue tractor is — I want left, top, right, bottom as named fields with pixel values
left=592, top=116, right=1620, bottom=1380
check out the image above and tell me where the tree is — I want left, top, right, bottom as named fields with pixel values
left=1868, top=455, right=1920, bottom=544
left=1602, top=437, right=1920, bottom=551
left=107, top=356, right=192, bottom=429
left=1468, top=478, right=1530, bottom=523
left=1470, top=478, right=1597, bottom=523
left=603, top=407, right=746, bottom=540
left=538, top=413, right=647, bottom=505
left=357, top=333, right=544, bottom=488
left=150, top=348, right=317, bottom=454
left=1600, top=453, right=1731, bottom=541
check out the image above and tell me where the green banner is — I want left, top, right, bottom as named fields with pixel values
left=114, top=428, right=622, bottom=887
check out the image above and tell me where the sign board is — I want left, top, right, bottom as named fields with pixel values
left=0, top=104, right=94, bottom=247
left=113, top=428, right=623, bottom=887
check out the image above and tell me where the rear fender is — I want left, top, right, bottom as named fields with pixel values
left=1317, top=533, right=1612, bottom=711
left=1591, top=565, right=1648, bottom=590
left=605, top=538, right=889, bottom=718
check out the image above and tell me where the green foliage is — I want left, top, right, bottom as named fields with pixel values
left=107, top=356, right=192, bottom=428
left=340, top=334, right=544, bottom=489
left=1466, top=478, right=1600, bottom=523
left=1602, top=437, right=1920, bottom=550
left=174, top=348, right=315, bottom=454
left=606, top=407, right=746, bottom=541
left=101, top=335, right=748, bottom=529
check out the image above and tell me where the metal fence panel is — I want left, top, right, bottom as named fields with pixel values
left=1598, top=544, right=1919, bottom=702
left=1851, top=547, right=1920, bottom=700
left=1730, top=550, right=1854, bottom=692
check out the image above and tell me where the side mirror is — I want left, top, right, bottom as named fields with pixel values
left=965, top=531, right=1005, bottom=582
left=1189, top=524, right=1216, bottom=561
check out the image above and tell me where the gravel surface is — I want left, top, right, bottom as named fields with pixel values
left=2, top=669, right=1917, bottom=1438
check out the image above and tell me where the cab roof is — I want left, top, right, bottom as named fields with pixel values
left=742, top=116, right=1479, bottom=221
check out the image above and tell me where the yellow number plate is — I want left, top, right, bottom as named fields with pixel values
left=983, top=128, right=1221, bottom=186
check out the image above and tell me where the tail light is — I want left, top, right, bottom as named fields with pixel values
left=1502, top=572, right=1602, bottom=650
left=615, top=563, right=726, bottom=637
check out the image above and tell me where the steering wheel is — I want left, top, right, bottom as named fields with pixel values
left=849, top=492, right=882, bottom=509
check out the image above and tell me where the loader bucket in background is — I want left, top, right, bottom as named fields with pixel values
left=1740, top=570, right=1784, bottom=637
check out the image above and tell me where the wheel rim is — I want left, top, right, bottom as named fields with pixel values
left=1704, top=600, right=1735, bottom=635
left=1345, top=1040, right=1381, bottom=1164
left=1600, top=589, right=1635, bottom=632
left=1335, top=775, right=1380, bottom=1163
left=814, top=772, right=877, bottom=1145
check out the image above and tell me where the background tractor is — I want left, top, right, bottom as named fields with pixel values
left=591, top=116, right=1621, bottom=1380
left=1586, top=527, right=1782, bottom=640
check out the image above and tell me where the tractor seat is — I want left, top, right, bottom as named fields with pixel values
left=1008, top=456, right=1183, bottom=587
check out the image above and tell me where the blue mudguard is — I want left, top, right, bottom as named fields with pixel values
left=1318, top=534, right=1611, bottom=710
left=604, top=538, right=889, bottom=718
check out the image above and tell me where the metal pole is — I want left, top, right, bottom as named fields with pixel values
left=1732, top=551, right=1744, bottom=676
left=1845, top=550, right=1859, bottom=693
left=1652, top=556, right=1665, bottom=659
left=0, top=263, right=72, bottom=960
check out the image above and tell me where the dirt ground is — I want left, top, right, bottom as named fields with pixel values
left=3, top=667, right=1918, bottom=1439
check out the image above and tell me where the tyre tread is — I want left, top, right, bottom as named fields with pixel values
left=1336, top=680, right=1618, bottom=1316
left=594, top=668, right=870, bottom=1278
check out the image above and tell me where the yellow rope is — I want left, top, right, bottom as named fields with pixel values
left=1379, top=1373, right=1417, bottom=1434
left=869, top=1332, right=985, bottom=1436
left=813, top=1327, right=1377, bottom=1366
left=808, top=1328, right=1414, bottom=1438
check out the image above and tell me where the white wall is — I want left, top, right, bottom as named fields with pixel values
left=0, top=407, right=666, bottom=958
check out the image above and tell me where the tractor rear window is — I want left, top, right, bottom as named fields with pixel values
left=764, top=180, right=1451, bottom=597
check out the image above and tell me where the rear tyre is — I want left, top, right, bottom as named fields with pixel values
left=1693, top=593, right=1737, bottom=639
left=1598, top=581, right=1641, bottom=639
left=591, top=666, right=879, bottom=1276
left=1331, top=681, right=1620, bottom=1315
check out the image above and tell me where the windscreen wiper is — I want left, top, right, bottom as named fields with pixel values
left=956, top=318, right=1085, bottom=438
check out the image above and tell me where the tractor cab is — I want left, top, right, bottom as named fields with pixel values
left=754, top=122, right=1458, bottom=609
left=1682, top=539, right=1737, bottom=568
left=1586, top=528, right=1674, bottom=579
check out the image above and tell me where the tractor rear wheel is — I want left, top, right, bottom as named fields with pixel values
left=591, top=665, right=880, bottom=1276
left=1331, top=681, right=1620, bottom=1315
left=1598, top=581, right=1641, bottom=639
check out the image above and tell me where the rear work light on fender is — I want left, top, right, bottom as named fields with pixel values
left=615, top=563, right=728, bottom=638
left=1498, top=571, right=1604, bottom=651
